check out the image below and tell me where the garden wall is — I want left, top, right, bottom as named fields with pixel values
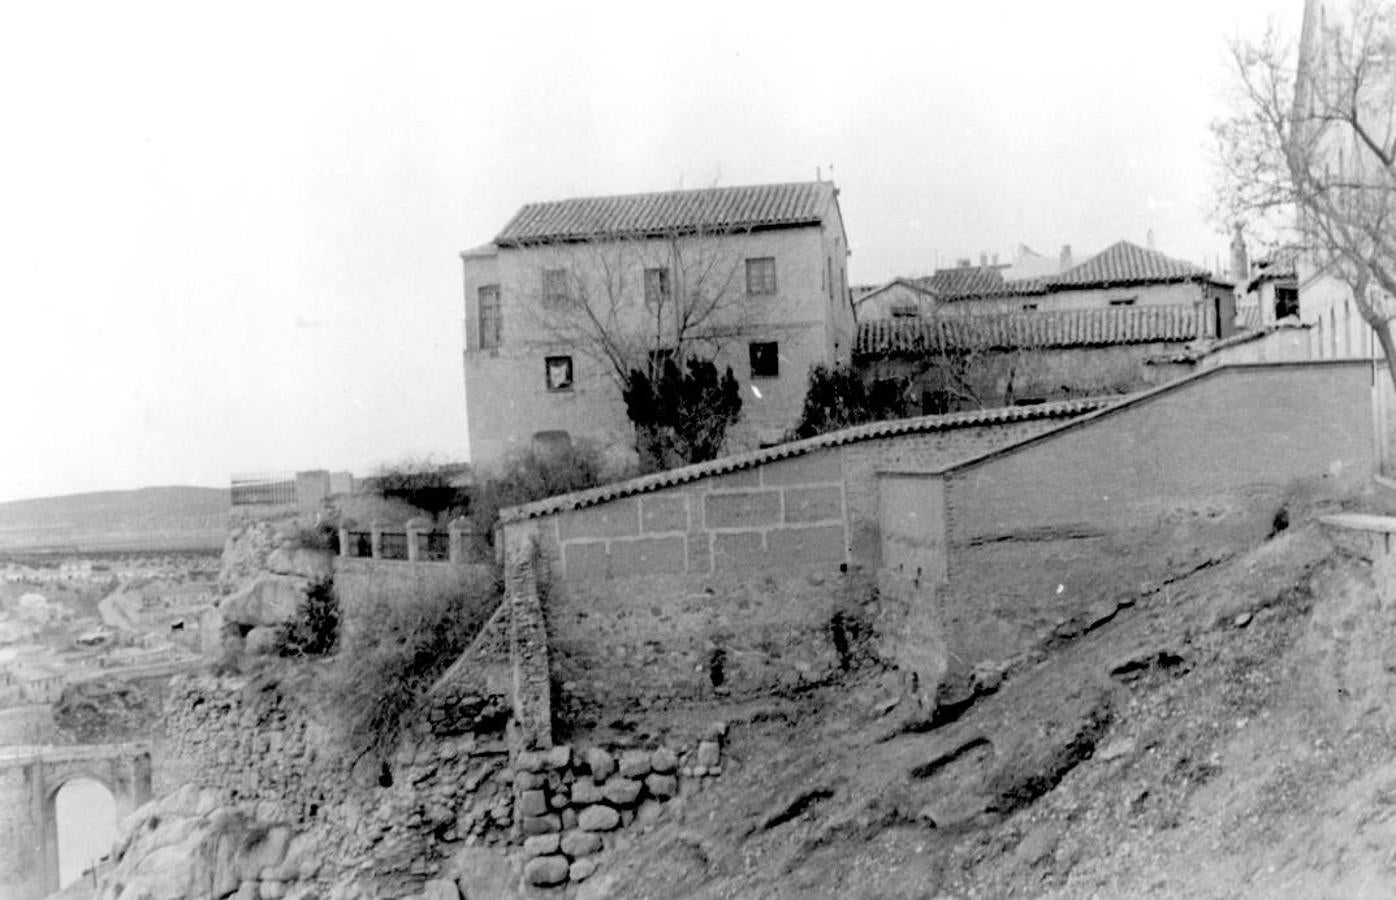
left=499, top=400, right=1109, bottom=725
left=878, top=360, right=1383, bottom=701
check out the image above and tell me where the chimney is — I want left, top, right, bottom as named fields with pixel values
left=992, top=253, right=1000, bottom=266
left=1059, top=244, right=1073, bottom=271
left=1230, top=224, right=1249, bottom=283
left=1146, top=229, right=1156, bottom=250
left=957, top=257, right=971, bottom=268
left=979, top=252, right=988, bottom=268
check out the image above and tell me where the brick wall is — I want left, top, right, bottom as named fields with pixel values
left=886, top=361, right=1380, bottom=700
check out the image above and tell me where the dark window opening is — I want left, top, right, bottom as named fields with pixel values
left=708, top=647, right=726, bottom=688
left=1275, top=285, right=1299, bottom=320
left=545, top=355, right=574, bottom=391
left=1108, top=297, right=1137, bottom=307
left=749, top=341, right=779, bottom=378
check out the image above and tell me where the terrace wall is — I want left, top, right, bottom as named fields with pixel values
left=878, top=360, right=1383, bottom=702
left=500, top=403, right=1103, bottom=726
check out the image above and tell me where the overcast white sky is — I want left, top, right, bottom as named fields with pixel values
left=0, top=0, right=1301, bottom=503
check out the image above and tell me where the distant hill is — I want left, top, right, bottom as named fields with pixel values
left=0, top=486, right=229, bottom=553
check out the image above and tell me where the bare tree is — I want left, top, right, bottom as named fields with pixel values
left=1213, top=0, right=1396, bottom=382
left=518, top=217, right=782, bottom=387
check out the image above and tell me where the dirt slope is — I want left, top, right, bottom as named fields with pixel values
left=575, top=520, right=1396, bottom=899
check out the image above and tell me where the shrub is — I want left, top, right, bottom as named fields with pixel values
left=277, top=577, right=339, bottom=658
left=622, top=357, right=742, bottom=471
left=373, top=457, right=471, bottom=520
left=469, top=441, right=614, bottom=545
left=323, top=568, right=501, bottom=762
left=789, top=364, right=912, bottom=440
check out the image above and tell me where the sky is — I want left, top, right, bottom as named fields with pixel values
left=0, top=0, right=1303, bottom=503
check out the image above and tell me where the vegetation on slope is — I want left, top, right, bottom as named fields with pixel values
left=574, top=512, right=1396, bottom=898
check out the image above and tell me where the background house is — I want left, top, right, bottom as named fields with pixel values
left=858, top=240, right=1236, bottom=339
left=461, top=182, right=854, bottom=467
left=856, top=305, right=1203, bottom=411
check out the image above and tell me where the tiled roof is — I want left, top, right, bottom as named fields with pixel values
left=916, top=267, right=1046, bottom=299
left=854, top=306, right=1201, bottom=355
left=1050, top=241, right=1212, bottom=288
left=499, top=397, right=1115, bottom=523
left=494, top=182, right=836, bottom=245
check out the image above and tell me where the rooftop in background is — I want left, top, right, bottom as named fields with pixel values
left=493, top=181, right=839, bottom=246
left=917, top=266, right=1043, bottom=299
left=1050, top=240, right=1219, bottom=289
left=884, top=240, right=1228, bottom=307
left=855, top=306, right=1203, bottom=355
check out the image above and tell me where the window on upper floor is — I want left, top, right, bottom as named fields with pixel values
left=890, top=301, right=919, bottom=318
left=749, top=341, right=779, bottom=378
left=1109, top=297, right=1137, bottom=307
left=644, top=267, right=671, bottom=306
left=745, top=257, right=777, bottom=296
left=1275, top=285, right=1299, bottom=319
left=478, top=285, right=501, bottom=349
left=545, top=355, right=574, bottom=392
left=1021, top=302, right=1039, bottom=311
left=543, top=269, right=569, bottom=307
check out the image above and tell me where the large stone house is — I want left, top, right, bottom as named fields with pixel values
left=461, top=182, right=854, bottom=467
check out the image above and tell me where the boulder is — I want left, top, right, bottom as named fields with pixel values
left=585, top=747, right=615, bottom=782
left=602, top=778, right=642, bottom=807
left=696, top=740, right=721, bottom=768
left=523, top=855, right=570, bottom=887
left=645, top=774, right=677, bottom=800
left=520, top=813, right=561, bottom=835
left=577, top=805, right=620, bottom=832
left=544, top=745, right=572, bottom=770
left=265, top=547, right=334, bottom=580
left=517, top=790, right=548, bottom=817
left=560, top=830, right=603, bottom=857
left=244, top=626, right=283, bottom=656
left=570, top=858, right=598, bottom=882
left=650, top=748, right=678, bottom=774
left=570, top=779, right=603, bottom=805
left=418, top=879, right=460, bottom=900
left=220, top=575, right=306, bottom=628
left=523, top=834, right=560, bottom=857
left=618, top=750, right=651, bottom=778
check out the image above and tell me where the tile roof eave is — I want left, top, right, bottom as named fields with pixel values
left=499, top=398, right=1117, bottom=524
left=493, top=217, right=824, bottom=248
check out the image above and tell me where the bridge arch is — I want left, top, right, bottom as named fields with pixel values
left=0, top=743, right=151, bottom=900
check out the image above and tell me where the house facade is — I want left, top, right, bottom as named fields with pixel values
left=462, top=182, right=854, bottom=467
left=857, top=241, right=1236, bottom=339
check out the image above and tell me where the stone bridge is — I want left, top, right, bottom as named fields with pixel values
left=0, top=742, right=152, bottom=900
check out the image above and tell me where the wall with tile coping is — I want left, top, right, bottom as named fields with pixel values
left=877, top=360, right=1383, bottom=705
left=500, top=404, right=1101, bottom=724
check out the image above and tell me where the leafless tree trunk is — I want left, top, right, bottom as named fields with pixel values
left=1214, top=0, right=1396, bottom=385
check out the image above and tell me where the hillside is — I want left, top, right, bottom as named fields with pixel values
left=0, top=486, right=228, bottom=552
left=571, top=517, right=1396, bottom=898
